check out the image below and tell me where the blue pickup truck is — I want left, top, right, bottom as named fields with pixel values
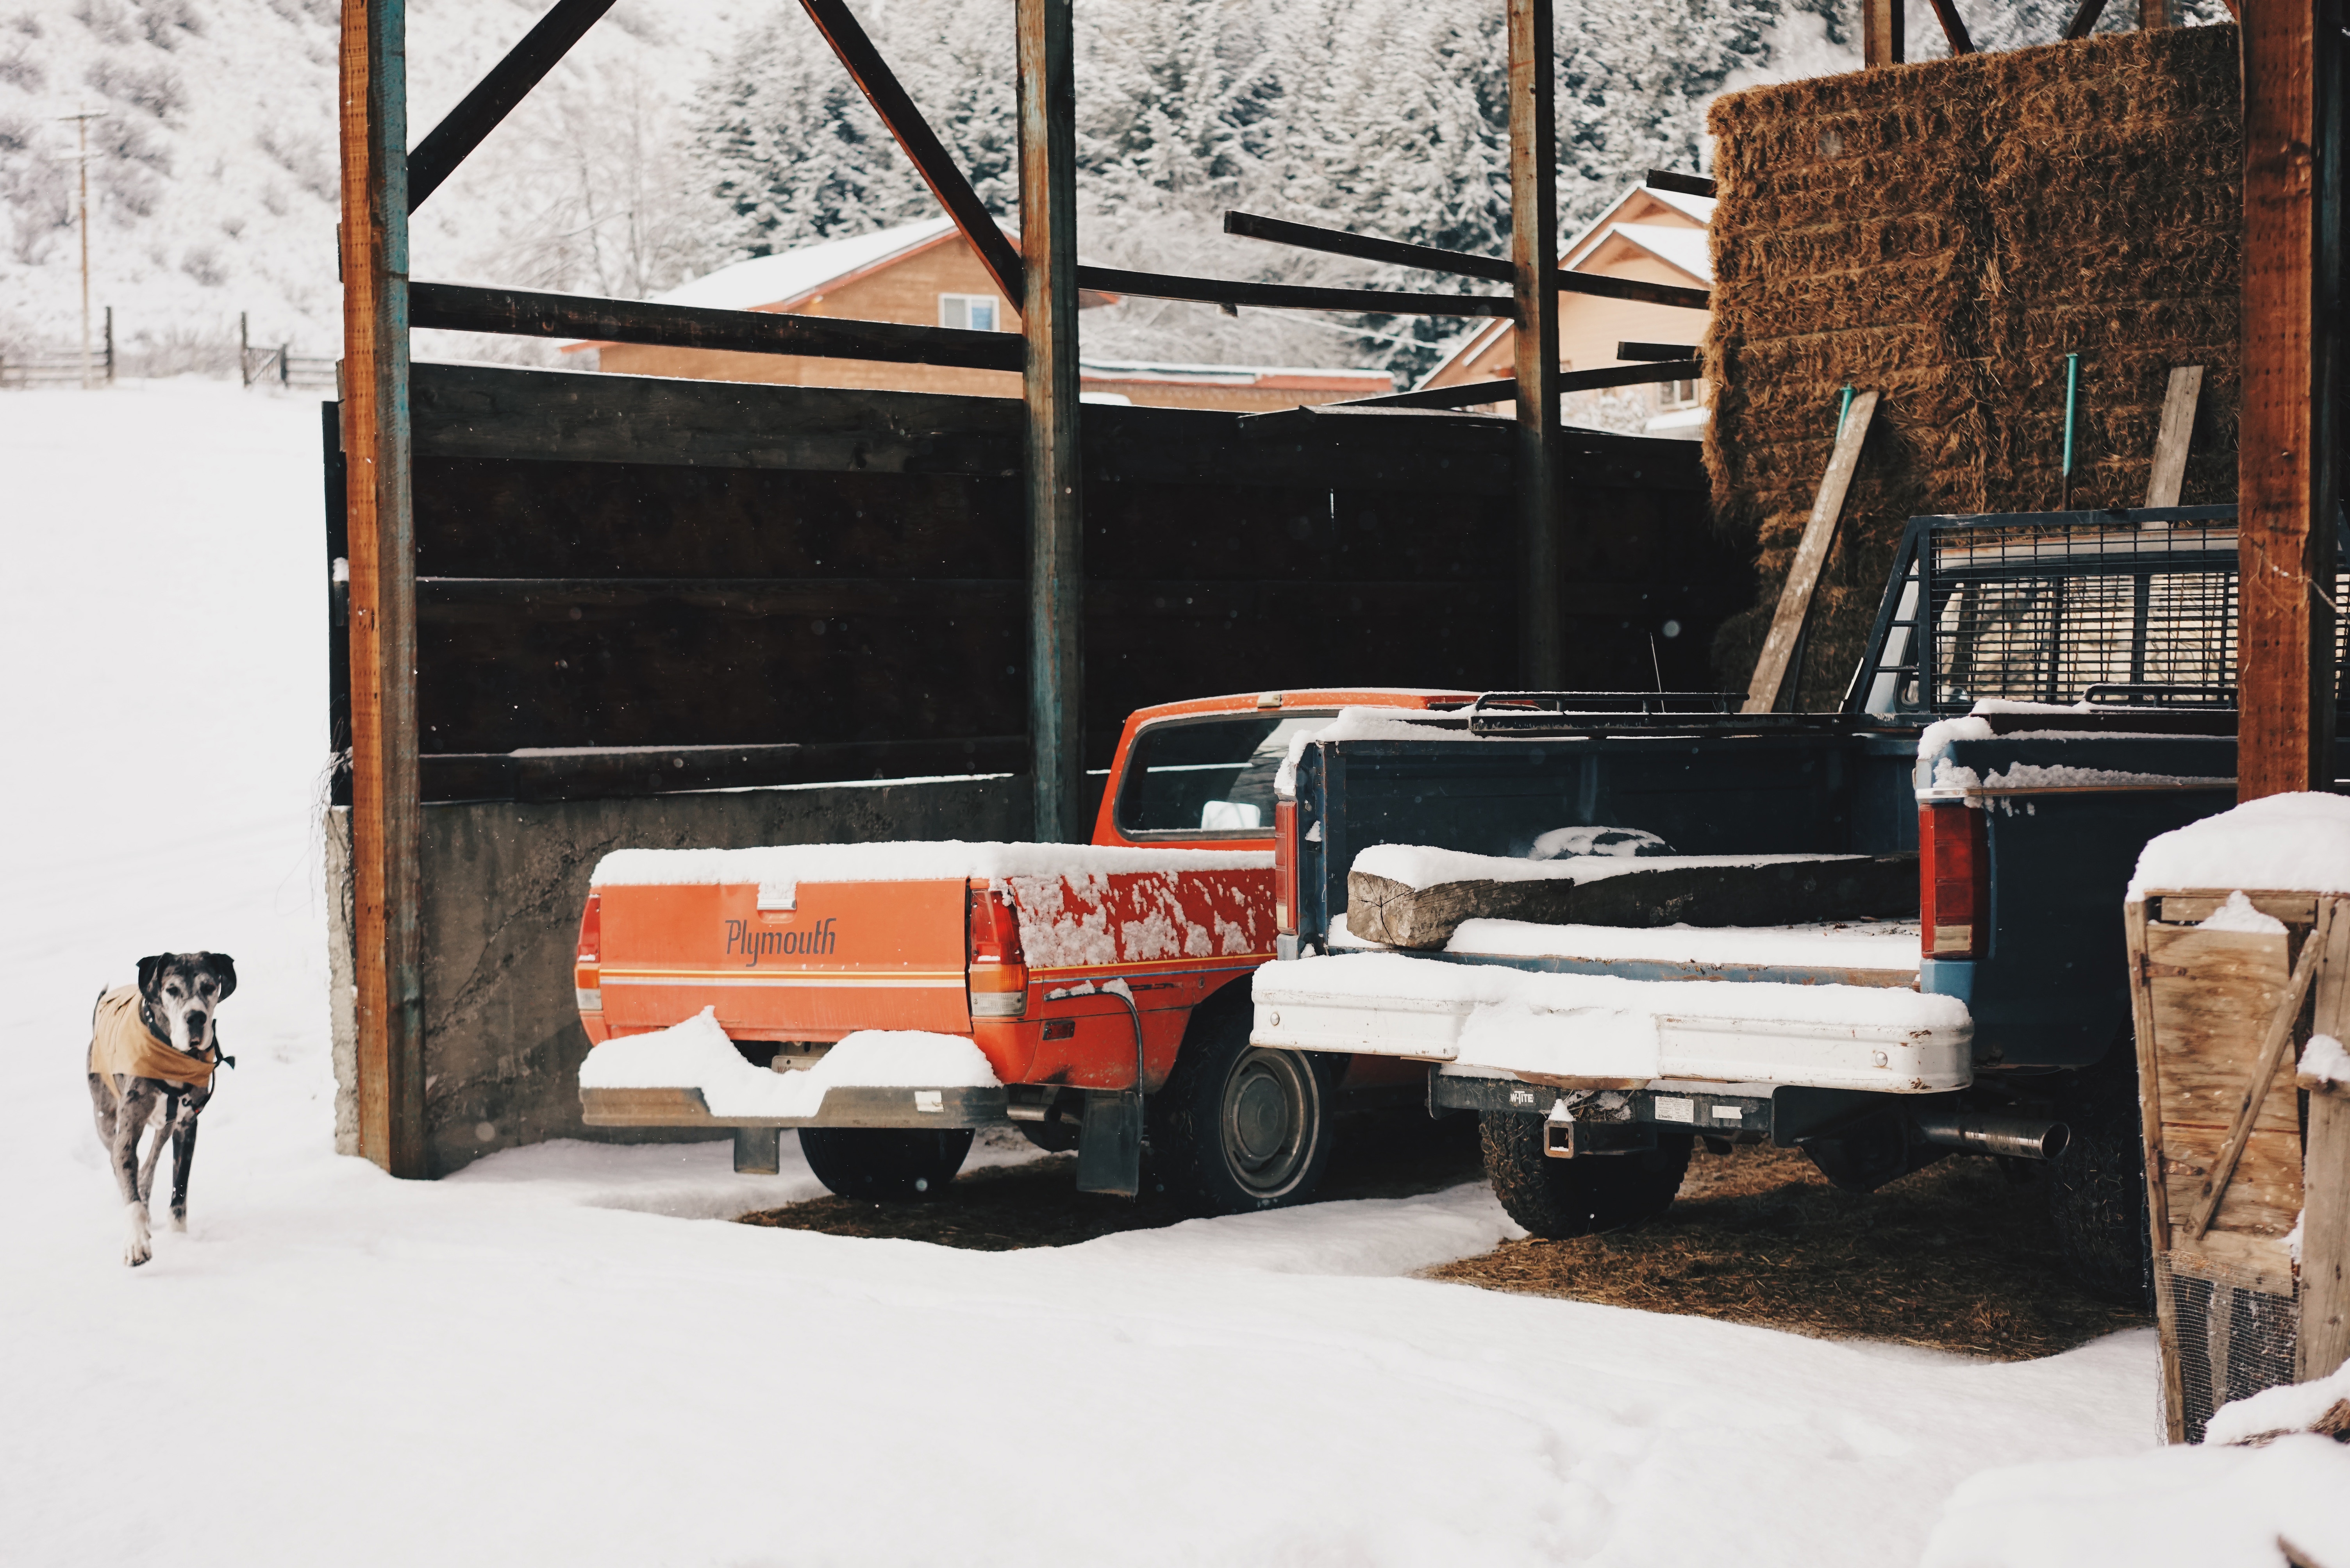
left=1252, top=506, right=2307, bottom=1299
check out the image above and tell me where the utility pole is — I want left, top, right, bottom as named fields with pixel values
left=59, top=108, right=100, bottom=390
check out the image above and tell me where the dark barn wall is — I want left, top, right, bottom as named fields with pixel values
left=326, top=363, right=1743, bottom=1167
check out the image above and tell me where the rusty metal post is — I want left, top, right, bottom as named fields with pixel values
left=1019, top=0, right=1082, bottom=842
left=1510, top=0, right=1564, bottom=687
left=2237, top=0, right=2341, bottom=801
left=339, top=0, right=425, bottom=1174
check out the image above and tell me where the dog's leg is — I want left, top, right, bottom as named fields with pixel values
left=89, top=1072, right=118, bottom=1151
left=168, top=1098, right=202, bottom=1232
left=109, top=1079, right=157, bottom=1267
left=135, top=1092, right=174, bottom=1209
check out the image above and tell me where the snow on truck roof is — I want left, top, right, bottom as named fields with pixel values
left=591, top=841, right=1272, bottom=888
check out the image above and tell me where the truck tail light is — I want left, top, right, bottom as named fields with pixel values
left=1920, top=803, right=1989, bottom=961
left=1274, top=798, right=1300, bottom=935
left=968, top=885, right=1029, bottom=1018
left=575, top=891, right=602, bottom=1011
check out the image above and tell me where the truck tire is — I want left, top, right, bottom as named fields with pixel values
left=2046, top=1042, right=2151, bottom=1308
left=798, top=1128, right=974, bottom=1201
left=1149, top=994, right=1335, bottom=1215
left=1481, top=1113, right=1691, bottom=1240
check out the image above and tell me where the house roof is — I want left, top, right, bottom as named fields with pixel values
left=653, top=217, right=966, bottom=314
left=1579, top=221, right=1712, bottom=285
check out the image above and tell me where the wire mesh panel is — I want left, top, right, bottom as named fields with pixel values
left=2157, top=1251, right=2299, bottom=1443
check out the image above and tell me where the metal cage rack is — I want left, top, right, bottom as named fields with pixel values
left=1846, top=506, right=2350, bottom=717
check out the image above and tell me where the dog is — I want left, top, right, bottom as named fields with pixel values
left=87, top=953, right=236, bottom=1267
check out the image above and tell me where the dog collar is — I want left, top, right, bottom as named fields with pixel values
left=136, top=1000, right=235, bottom=1071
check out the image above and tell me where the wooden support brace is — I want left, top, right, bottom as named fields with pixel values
left=1928, top=0, right=1975, bottom=54
left=1862, top=0, right=1904, bottom=65
left=2186, top=903, right=2331, bottom=1239
left=2064, top=0, right=2112, bottom=41
left=2301, top=895, right=2350, bottom=1377
left=1743, top=390, right=1879, bottom=713
left=1331, top=359, right=1704, bottom=412
left=1510, top=0, right=1563, bottom=689
left=2145, top=366, right=2204, bottom=508
left=406, top=0, right=617, bottom=211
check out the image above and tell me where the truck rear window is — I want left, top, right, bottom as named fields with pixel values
left=1118, top=714, right=1332, bottom=835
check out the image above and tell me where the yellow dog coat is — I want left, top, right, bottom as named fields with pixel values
left=88, top=985, right=221, bottom=1088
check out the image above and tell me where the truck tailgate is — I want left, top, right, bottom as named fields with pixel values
left=596, top=878, right=969, bottom=1039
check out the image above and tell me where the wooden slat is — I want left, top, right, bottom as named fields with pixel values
left=1927, top=0, right=1975, bottom=54
left=1223, top=210, right=1512, bottom=283
left=339, top=0, right=426, bottom=1176
left=406, top=0, right=616, bottom=211
left=2125, top=897, right=2188, bottom=1442
left=1330, top=359, right=1704, bottom=412
left=2064, top=0, right=2111, bottom=40
left=796, top=0, right=1025, bottom=307
left=1073, top=264, right=1514, bottom=318
left=1021, top=0, right=1082, bottom=843
left=1552, top=270, right=1709, bottom=311
left=2300, top=1037, right=2350, bottom=1378
left=1743, top=390, right=1879, bottom=712
left=1511, top=0, right=1564, bottom=689
left=2236, top=0, right=2339, bottom=801
left=409, top=281, right=1024, bottom=372
left=1643, top=168, right=1716, bottom=200
left=1862, top=0, right=1904, bottom=64
left=2144, top=366, right=2203, bottom=507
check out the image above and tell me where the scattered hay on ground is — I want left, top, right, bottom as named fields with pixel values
left=735, top=1107, right=1487, bottom=1251
left=1426, top=1142, right=2148, bottom=1360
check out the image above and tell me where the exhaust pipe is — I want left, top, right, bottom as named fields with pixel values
left=1912, top=1112, right=2069, bottom=1161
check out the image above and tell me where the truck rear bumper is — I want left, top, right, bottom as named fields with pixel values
left=578, top=1084, right=1010, bottom=1130
left=1251, top=994, right=1971, bottom=1094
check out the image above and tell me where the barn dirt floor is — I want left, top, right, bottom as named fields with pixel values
left=739, top=1109, right=2150, bottom=1361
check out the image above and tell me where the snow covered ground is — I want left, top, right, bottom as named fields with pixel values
left=0, top=381, right=2222, bottom=1565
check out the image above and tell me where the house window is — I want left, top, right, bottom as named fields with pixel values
left=1658, top=378, right=1701, bottom=410
left=939, top=294, right=998, bottom=332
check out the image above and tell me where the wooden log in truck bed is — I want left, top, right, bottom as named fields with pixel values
left=1347, top=854, right=1920, bottom=950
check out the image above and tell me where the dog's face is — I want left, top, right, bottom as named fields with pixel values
left=136, top=953, right=236, bottom=1055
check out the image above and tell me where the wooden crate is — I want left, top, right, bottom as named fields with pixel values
left=2127, top=889, right=2338, bottom=1441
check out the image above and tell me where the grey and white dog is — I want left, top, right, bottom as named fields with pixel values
left=87, top=953, right=236, bottom=1267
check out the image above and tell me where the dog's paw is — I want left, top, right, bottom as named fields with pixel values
left=123, top=1204, right=152, bottom=1267
left=167, top=1209, right=187, bottom=1233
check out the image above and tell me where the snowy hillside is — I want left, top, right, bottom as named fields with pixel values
left=0, top=0, right=2214, bottom=375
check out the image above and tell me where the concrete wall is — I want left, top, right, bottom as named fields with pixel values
left=328, top=774, right=1028, bottom=1176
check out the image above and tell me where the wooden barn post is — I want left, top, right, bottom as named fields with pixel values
left=1019, top=0, right=1082, bottom=841
left=2236, top=0, right=2341, bottom=801
left=1509, top=0, right=1564, bottom=688
left=338, top=0, right=425, bottom=1174
left=1862, top=0, right=1904, bottom=66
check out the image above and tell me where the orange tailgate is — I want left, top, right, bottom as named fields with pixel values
left=596, top=879, right=970, bottom=1040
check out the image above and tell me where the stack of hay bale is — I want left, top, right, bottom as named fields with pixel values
left=1705, top=25, right=2242, bottom=707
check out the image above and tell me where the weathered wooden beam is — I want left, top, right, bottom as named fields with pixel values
left=1617, top=341, right=1700, bottom=361
left=2145, top=365, right=2204, bottom=507
left=1744, top=389, right=1880, bottom=712
left=2184, top=908, right=2329, bottom=1238
left=418, top=738, right=1030, bottom=804
left=1644, top=168, right=1717, bottom=200
left=2237, top=0, right=2341, bottom=800
left=339, top=0, right=425, bottom=1177
left=797, top=0, right=1026, bottom=308
left=2296, top=901, right=2350, bottom=1379
left=2064, top=0, right=2111, bottom=41
left=2140, top=0, right=2171, bottom=27
left=1021, top=0, right=1081, bottom=844
left=1333, top=359, right=1705, bottom=411
left=1511, top=0, right=1564, bottom=689
left=1223, top=210, right=1512, bottom=282
left=1927, top=0, right=1976, bottom=54
left=406, top=0, right=616, bottom=212
left=1863, top=0, right=1904, bottom=65
left=1074, top=264, right=1514, bottom=318
left=408, top=280, right=1023, bottom=371
left=1216, top=211, right=1707, bottom=311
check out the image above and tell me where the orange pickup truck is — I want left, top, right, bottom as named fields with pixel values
left=573, top=688, right=1467, bottom=1210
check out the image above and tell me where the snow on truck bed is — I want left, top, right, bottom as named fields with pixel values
left=1257, top=952, right=1967, bottom=1080
left=578, top=1010, right=999, bottom=1115
left=591, top=840, right=1272, bottom=887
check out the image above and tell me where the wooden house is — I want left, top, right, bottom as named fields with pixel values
left=573, top=216, right=1391, bottom=411
left=1418, top=184, right=1712, bottom=437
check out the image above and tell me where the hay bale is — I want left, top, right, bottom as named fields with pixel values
left=1705, top=26, right=2242, bottom=707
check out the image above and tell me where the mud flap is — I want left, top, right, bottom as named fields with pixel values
left=1075, top=1090, right=1142, bottom=1197
left=733, top=1126, right=781, bottom=1175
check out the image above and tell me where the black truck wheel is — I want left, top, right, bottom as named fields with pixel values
left=798, top=1128, right=974, bottom=1201
left=2046, top=1042, right=2152, bottom=1307
left=1150, top=992, right=1335, bottom=1215
left=1481, top=1112, right=1691, bottom=1239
